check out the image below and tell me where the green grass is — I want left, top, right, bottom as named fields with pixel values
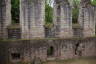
left=44, top=57, right=96, bottom=64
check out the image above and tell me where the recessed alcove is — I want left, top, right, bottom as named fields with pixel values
left=11, top=53, right=21, bottom=60
left=47, top=46, right=54, bottom=57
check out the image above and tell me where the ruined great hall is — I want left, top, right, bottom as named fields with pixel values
left=0, top=0, right=96, bottom=39
left=0, top=0, right=96, bottom=64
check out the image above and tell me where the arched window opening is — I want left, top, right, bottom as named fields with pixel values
left=47, top=46, right=54, bottom=57
left=11, top=0, right=20, bottom=24
left=45, top=0, right=53, bottom=26
left=72, top=0, right=80, bottom=24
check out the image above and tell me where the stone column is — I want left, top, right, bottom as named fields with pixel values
left=0, top=0, right=11, bottom=39
left=78, top=0, right=96, bottom=37
left=20, top=0, right=45, bottom=39
left=53, top=0, right=73, bottom=38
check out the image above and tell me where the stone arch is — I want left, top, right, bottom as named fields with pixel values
left=47, top=46, right=54, bottom=57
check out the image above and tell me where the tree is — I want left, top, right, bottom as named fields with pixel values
left=91, top=0, right=96, bottom=5
left=45, top=0, right=53, bottom=24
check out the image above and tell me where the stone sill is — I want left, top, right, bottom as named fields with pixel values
left=0, top=36, right=96, bottom=42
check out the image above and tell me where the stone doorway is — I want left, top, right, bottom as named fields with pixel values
left=47, top=46, right=54, bottom=57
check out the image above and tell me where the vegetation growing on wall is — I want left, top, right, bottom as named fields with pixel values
left=45, top=0, right=53, bottom=26
left=45, top=4, right=53, bottom=24
left=72, top=0, right=80, bottom=23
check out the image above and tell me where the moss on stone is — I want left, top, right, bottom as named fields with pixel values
left=7, top=23, right=20, bottom=29
left=0, top=37, right=96, bottom=42
left=72, top=23, right=81, bottom=29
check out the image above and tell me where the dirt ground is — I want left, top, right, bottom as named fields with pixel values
left=44, top=57, right=96, bottom=64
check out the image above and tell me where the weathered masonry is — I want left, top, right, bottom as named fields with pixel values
left=0, top=0, right=96, bottom=64
left=0, top=37, right=96, bottom=64
left=78, top=0, right=96, bottom=37
left=53, top=0, right=73, bottom=38
left=20, top=0, right=45, bottom=39
left=0, top=0, right=96, bottom=39
left=0, top=0, right=11, bottom=39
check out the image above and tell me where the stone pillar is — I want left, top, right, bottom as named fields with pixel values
left=20, top=0, right=45, bottom=39
left=53, top=0, right=73, bottom=38
left=0, top=0, right=11, bottom=39
left=78, top=0, right=96, bottom=37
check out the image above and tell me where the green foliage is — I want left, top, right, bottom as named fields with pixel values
left=91, top=0, right=96, bottom=5
left=72, top=0, right=80, bottom=23
left=11, top=0, right=19, bottom=23
left=72, top=8, right=79, bottom=23
left=45, top=4, right=53, bottom=24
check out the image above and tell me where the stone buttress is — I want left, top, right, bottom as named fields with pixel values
left=78, top=0, right=96, bottom=37
left=53, top=0, right=73, bottom=38
left=20, top=0, right=45, bottom=39
left=0, top=0, right=11, bottom=39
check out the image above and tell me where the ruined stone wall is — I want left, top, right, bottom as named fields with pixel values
left=0, top=0, right=96, bottom=39
left=20, top=0, right=45, bottom=39
left=78, top=0, right=96, bottom=37
left=0, top=37, right=96, bottom=64
left=53, top=0, right=73, bottom=38
left=7, top=26, right=82, bottom=39
left=0, top=0, right=11, bottom=39
left=8, top=28, right=21, bottom=39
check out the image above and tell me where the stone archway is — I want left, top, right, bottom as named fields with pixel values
left=47, top=46, right=54, bottom=57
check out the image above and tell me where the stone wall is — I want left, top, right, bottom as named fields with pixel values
left=0, top=0, right=11, bottom=39
left=0, top=0, right=96, bottom=39
left=8, top=28, right=21, bottom=39
left=7, top=26, right=83, bottom=39
left=53, top=0, right=73, bottom=38
left=72, top=24, right=83, bottom=37
left=0, top=37, right=96, bottom=64
left=20, top=0, right=45, bottom=39
left=78, top=0, right=96, bottom=37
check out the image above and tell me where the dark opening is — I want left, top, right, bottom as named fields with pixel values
left=11, top=0, right=20, bottom=23
left=72, top=8, right=78, bottom=24
left=11, top=53, right=20, bottom=60
left=75, top=43, right=79, bottom=55
left=75, top=43, right=82, bottom=56
left=47, top=46, right=54, bottom=57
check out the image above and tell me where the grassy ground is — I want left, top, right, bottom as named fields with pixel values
left=44, top=57, right=96, bottom=64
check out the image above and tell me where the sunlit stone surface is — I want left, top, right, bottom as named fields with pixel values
left=53, top=0, right=73, bottom=38
left=0, top=0, right=11, bottom=39
left=20, top=0, right=45, bottom=39
left=78, top=0, right=96, bottom=37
